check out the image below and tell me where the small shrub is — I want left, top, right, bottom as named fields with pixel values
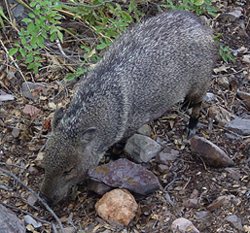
left=161, top=0, right=218, bottom=16
left=219, top=44, right=235, bottom=63
left=9, top=0, right=64, bottom=74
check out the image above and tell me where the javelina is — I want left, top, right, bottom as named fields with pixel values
left=40, top=10, right=217, bottom=204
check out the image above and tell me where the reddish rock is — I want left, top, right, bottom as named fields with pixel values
left=190, top=136, right=234, bottom=167
left=88, top=158, right=161, bottom=195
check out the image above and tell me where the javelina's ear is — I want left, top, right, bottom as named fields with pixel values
left=81, top=127, right=96, bottom=143
left=51, top=107, right=64, bottom=130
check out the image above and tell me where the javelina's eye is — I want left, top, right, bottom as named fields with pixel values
left=63, top=167, right=74, bottom=176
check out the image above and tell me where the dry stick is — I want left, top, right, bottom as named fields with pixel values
left=0, top=167, right=65, bottom=233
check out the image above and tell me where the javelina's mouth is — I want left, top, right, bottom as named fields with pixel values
left=39, top=192, right=56, bottom=206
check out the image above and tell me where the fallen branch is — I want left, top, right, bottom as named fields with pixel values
left=0, top=167, right=65, bottom=233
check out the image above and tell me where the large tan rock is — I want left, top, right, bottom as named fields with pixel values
left=95, top=189, right=138, bottom=226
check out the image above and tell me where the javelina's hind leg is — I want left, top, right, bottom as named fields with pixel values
left=187, top=101, right=202, bottom=139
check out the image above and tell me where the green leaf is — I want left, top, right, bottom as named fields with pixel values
left=37, top=42, right=45, bottom=48
left=191, top=0, right=204, bottom=6
left=19, top=48, right=26, bottom=57
left=34, top=55, right=41, bottom=61
left=34, top=8, right=40, bottom=15
left=22, top=18, right=32, bottom=23
left=28, top=13, right=36, bottom=18
left=50, top=32, right=57, bottom=42
left=96, top=43, right=107, bottom=50
left=119, top=11, right=133, bottom=22
left=9, top=48, right=18, bottom=56
left=30, top=1, right=36, bottom=7
left=37, top=35, right=44, bottom=43
left=30, top=36, right=38, bottom=45
left=57, top=30, right=63, bottom=43
left=21, top=38, right=26, bottom=45
left=17, top=55, right=22, bottom=60
left=27, top=23, right=35, bottom=33
left=25, top=56, right=33, bottom=63
left=27, top=63, right=35, bottom=69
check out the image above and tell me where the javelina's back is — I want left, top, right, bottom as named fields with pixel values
left=40, top=11, right=217, bottom=204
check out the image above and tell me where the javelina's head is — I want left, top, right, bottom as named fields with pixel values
left=40, top=108, right=96, bottom=205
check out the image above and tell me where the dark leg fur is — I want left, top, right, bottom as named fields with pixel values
left=186, top=101, right=202, bottom=139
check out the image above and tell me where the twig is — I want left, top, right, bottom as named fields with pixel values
left=0, top=167, right=65, bottom=233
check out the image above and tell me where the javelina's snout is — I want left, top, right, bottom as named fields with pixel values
left=40, top=177, right=69, bottom=205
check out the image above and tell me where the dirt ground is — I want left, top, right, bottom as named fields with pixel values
left=0, top=0, right=250, bottom=232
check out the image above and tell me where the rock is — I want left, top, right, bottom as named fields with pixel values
left=203, top=92, right=217, bottom=102
left=24, top=215, right=42, bottom=228
left=21, top=82, right=46, bottom=100
left=183, top=198, right=199, bottom=209
left=225, top=167, right=242, bottom=181
left=190, top=189, right=199, bottom=199
left=217, top=76, right=230, bottom=89
left=237, top=90, right=250, bottom=109
left=64, top=227, right=76, bottom=233
left=0, top=204, right=25, bottom=233
left=158, top=164, right=169, bottom=173
left=11, top=128, right=20, bottom=138
left=28, top=166, right=39, bottom=175
left=88, top=180, right=111, bottom=195
left=124, top=134, right=162, bottom=163
left=22, top=104, right=41, bottom=118
left=208, top=106, right=234, bottom=126
left=137, top=124, right=152, bottom=137
left=35, top=151, right=45, bottom=168
left=225, top=215, right=244, bottom=232
left=237, top=90, right=250, bottom=103
left=219, top=8, right=242, bottom=22
left=88, top=158, right=161, bottom=195
left=207, top=195, right=240, bottom=211
left=195, top=211, right=212, bottom=225
left=0, top=90, right=15, bottom=101
left=243, top=54, right=250, bottom=63
left=95, top=189, right=138, bottom=226
left=190, top=136, right=234, bottom=167
left=171, top=217, right=200, bottom=233
left=156, top=147, right=180, bottom=165
left=27, top=194, right=37, bottom=206
left=225, top=117, right=250, bottom=136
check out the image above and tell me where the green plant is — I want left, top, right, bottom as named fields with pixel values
left=8, top=0, right=144, bottom=76
left=61, top=0, right=144, bottom=80
left=9, top=0, right=64, bottom=74
left=219, top=44, right=235, bottom=63
left=161, top=0, right=218, bottom=16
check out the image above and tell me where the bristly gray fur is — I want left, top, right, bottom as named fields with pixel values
left=40, top=10, right=217, bottom=205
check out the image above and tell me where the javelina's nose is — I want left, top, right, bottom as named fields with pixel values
left=39, top=192, right=55, bottom=206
